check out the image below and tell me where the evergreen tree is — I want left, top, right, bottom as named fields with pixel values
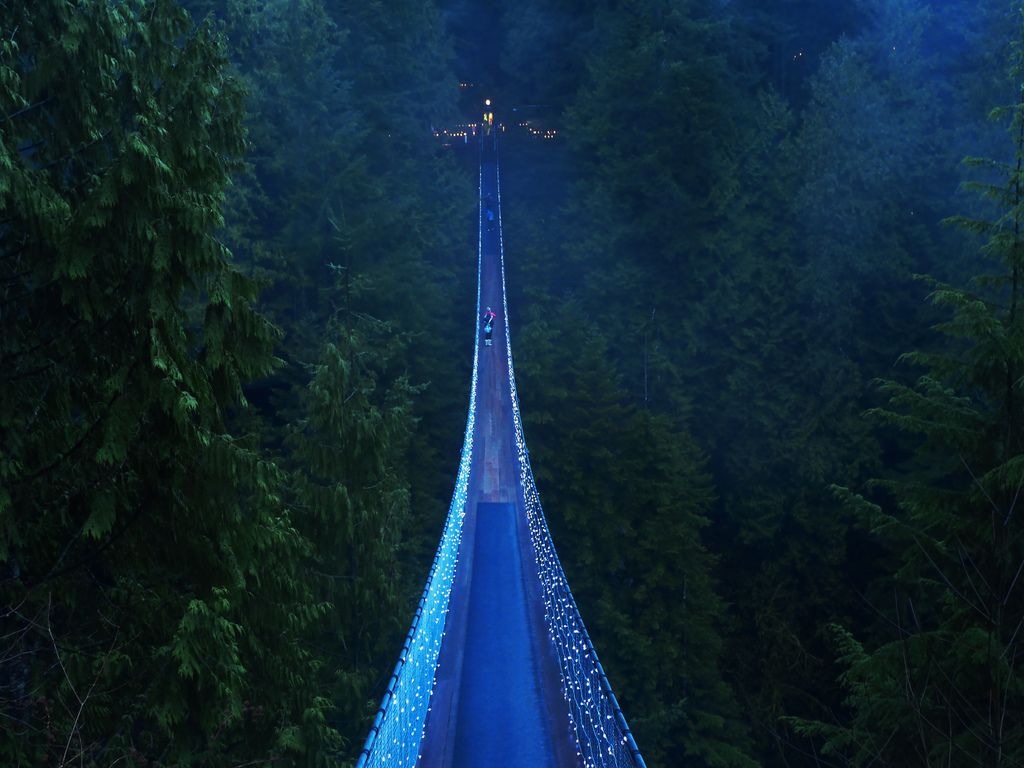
left=0, top=1, right=339, bottom=764
left=498, top=0, right=592, bottom=108
left=282, top=265, right=417, bottom=752
left=791, top=20, right=1024, bottom=766
left=188, top=0, right=473, bottom=566
left=181, top=0, right=474, bottom=755
left=516, top=302, right=755, bottom=767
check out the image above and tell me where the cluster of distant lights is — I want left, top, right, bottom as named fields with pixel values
left=354, top=172, right=487, bottom=768
left=517, top=121, right=558, bottom=140
left=433, top=110, right=557, bottom=146
left=494, top=161, right=645, bottom=768
left=433, top=124, right=478, bottom=140
left=433, top=121, right=554, bottom=141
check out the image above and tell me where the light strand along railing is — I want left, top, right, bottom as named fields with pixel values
left=354, top=163, right=485, bottom=768
left=494, top=153, right=647, bottom=768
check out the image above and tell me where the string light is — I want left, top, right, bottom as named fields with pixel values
left=517, top=119, right=558, bottom=140
left=353, top=156, right=486, bottom=768
left=435, top=120, right=557, bottom=143
left=495, top=158, right=645, bottom=768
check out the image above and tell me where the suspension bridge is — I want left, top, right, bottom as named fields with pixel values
left=355, top=136, right=646, bottom=768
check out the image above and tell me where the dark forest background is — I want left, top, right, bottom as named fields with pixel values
left=3, top=0, right=1024, bottom=766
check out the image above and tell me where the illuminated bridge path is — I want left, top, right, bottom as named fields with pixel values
left=355, top=137, right=646, bottom=768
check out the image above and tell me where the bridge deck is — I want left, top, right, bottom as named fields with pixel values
left=417, top=144, right=578, bottom=768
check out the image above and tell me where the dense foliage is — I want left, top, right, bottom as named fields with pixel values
left=4, top=0, right=1024, bottom=766
left=790, top=32, right=1024, bottom=766
left=1, top=0, right=468, bottom=765
left=487, top=0, right=1023, bottom=765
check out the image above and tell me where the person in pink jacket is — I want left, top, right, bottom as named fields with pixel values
left=482, top=307, right=497, bottom=346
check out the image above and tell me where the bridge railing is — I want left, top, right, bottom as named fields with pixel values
left=495, top=160, right=647, bottom=768
left=353, top=167, right=485, bottom=768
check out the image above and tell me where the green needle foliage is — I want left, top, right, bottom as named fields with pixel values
left=491, top=1, right=1024, bottom=764
left=282, top=293, right=418, bottom=752
left=789, top=20, right=1024, bottom=768
left=514, top=301, right=754, bottom=768
left=0, top=2, right=338, bottom=764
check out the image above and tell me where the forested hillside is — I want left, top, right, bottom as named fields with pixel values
left=3, top=0, right=1024, bottom=766
left=488, top=0, right=1024, bottom=765
left=1, top=0, right=471, bottom=764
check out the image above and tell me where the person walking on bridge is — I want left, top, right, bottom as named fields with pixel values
left=484, top=194, right=496, bottom=231
left=482, top=306, right=497, bottom=346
